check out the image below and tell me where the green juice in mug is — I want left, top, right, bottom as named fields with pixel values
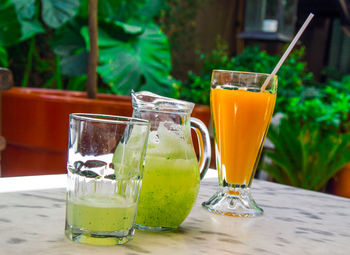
left=66, top=194, right=137, bottom=233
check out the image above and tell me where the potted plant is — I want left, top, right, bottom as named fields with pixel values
left=263, top=118, right=350, bottom=191
left=262, top=74, right=350, bottom=193
left=323, top=75, right=350, bottom=197
left=0, top=0, right=192, bottom=176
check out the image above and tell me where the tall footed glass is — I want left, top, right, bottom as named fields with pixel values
left=202, top=70, right=277, bottom=217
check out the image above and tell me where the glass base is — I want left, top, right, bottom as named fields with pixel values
left=202, top=187, right=263, bottom=217
left=135, top=224, right=176, bottom=232
left=65, top=225, right=134, bottom=245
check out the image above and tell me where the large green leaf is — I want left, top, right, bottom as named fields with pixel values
left=103, top=19, right=144, bottom=35
left=10, top=0, right=45, bottom=41
left=94, top=0, right=165, bottom=22
left=97, top=23, right=176, bottom=96
left=98, top=0, right=144, bottom=21
left=77, top=0, right=125, bottom=20
left=81, top=26, right=120, bottom=48
left=0, top=46, right=8, bottom=67
left=61, top=50, right=88, bottom=76
left=51, top=22, right=87, bottom=77
left=138, top=0, right=165, bottom=20
left=11, top=0, right=36, bottom=19
left=41, top=0, right=80, bottom=28
left=97, top=0, right=123, bottom=20
left=51, top=22, right=86, bottom=56
left=20, top=19, right=45, bottom=41
left=66, top=75, right=87, bottom=91
left=80, top=21, right=144, bottom=50
left=0, top=1, right=21, bottom=46
left=99, top=44, right=143, bottom=94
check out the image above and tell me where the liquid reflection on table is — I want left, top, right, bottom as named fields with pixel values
left=0, top=169, right=349, bottom=255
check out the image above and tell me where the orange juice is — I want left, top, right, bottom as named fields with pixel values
left=211, top=88, right=276, bottom=185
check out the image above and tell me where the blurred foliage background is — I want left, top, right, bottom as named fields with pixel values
left=0, top=0, right=179, bottom=96
left=1, top=0, right=349, bottom=192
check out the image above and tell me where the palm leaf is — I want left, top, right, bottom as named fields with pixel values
left=264, top=117, right=350, bottom=191
left=264, top=119, right=303, bottom=186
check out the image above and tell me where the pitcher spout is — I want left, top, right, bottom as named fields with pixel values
left=131, top=90, right=194, bottom=114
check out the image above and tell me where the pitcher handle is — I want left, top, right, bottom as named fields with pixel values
left=190, top=117, right=211, bottom=180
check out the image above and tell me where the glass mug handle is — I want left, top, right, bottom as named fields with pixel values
left=190, top=117, right=211, bottom=180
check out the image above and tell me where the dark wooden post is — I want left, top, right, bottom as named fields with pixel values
left=87, top=0, right=98, bottom=99
left=0, top=68, right=13, bottom=176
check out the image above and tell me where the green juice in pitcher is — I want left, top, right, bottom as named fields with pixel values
left=131, top=91, right=211, bottom=231
left=136, top=124, right=200, bottom=230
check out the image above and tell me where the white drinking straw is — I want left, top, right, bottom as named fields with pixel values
left=261, top=13, right=315, bottom=92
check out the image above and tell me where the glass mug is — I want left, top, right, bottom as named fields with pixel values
left=65, top=113, right=150, bottom=245
left=202, top=70, right=277, bottom=217
left=132, top=91, right=211, bottom=231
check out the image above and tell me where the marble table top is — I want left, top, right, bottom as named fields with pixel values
left=0, top=170, right=349, bottom=255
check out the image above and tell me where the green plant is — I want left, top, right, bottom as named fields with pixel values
left=282, top=75, right=350, bottom=133
left=0, top=0, right=179, bottom=97
left=263, top=118, right=350, bottom=191
left=180, top=40, right=314, bottom=107
left=262, top=74, right=350, bottom=191
left=0, top=45, right=8, bottom=67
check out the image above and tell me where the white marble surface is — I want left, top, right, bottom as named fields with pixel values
left=0, top=170, right=349, bottom=255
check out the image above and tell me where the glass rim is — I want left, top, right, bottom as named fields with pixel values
left=70, top=113, right=150, bottom=126
left=211, top=69, right=278, bottom=93
left=212, top=69, right=277, bottom=78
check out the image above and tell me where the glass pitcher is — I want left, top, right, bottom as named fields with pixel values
left=132, top=91, right=211, bottom=231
